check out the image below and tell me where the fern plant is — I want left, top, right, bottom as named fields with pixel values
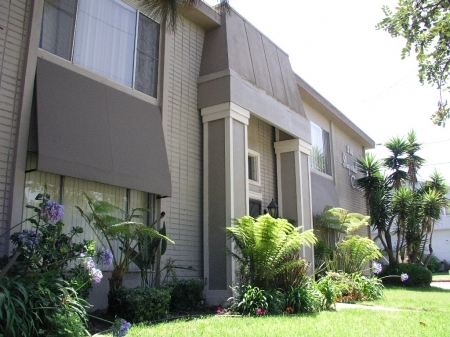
left=226, top=214, right=316, bottom=289
left=327, top=235, right=382, bottom=274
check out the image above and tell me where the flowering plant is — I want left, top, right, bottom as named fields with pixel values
left=372, top=261, right=409, bottom=283
left=112, top=318, right=132, bottom=337
left=0, top=193, right=93, bottom=336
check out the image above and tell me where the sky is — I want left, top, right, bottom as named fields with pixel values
left=203, top=0, right=450, bottom=183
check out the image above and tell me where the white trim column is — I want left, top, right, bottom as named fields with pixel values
left=201, top=102, right=250, bottom=305
left=274, top=139, right=314, bottom=267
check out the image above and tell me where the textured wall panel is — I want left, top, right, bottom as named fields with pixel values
left=163, top=20, right=205, bottom=277
left=0, top=0, right=31, bottom=255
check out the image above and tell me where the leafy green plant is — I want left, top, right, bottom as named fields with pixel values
left=76, top=194, right=172, bottom=304
left=285, top=278, right=325, bottom=314
left=235, top=285, right=269, bottom=316
left=109, top=286, right=171, bottom=323
left=317, top=274, right=344, bottom=310
left=379, top=263, right=432, bottom=287
left=264, top=289, right=285, bottom=315
left=0, top=276, right=37, bottom=337
left=327, top=235, right=382, bottom=274
left=226, top=214, right=316, bottom=290
left=357, top=274, right=384, bottom=301
left=0, top=194, right=94, bottom=336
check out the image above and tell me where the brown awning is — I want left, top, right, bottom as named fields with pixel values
left=36, top=57, right=171, bottom=196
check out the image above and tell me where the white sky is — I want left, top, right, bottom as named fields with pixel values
left=203, top=0, right=450, bottom=183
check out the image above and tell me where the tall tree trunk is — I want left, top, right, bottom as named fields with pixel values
left=423, top=223, right=436, bottom=268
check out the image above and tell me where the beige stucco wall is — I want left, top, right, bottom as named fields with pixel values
left=332, top=124, right=369, bottom=237
left=161, top=20, right=205, bottom=277
left=304, top=100, right=369, bottom=237
left=0, top=0, right=31, bottom=255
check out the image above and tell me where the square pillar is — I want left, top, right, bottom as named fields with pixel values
left=201, top=103, right=250, bottom=305
left=274, top=139, right=314, bottom=267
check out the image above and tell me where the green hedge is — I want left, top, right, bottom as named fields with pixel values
left=109, top=286, right=171, bottom=323
left=379, top=263, right=432, bottom=287
left=164, top=278, right=205, bottom=312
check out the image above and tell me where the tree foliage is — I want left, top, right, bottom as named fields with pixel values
left=356, top=130, right=449, bottom=266
left=377, top=0, right=450, bottom=126
left=138, top=0, right=230, bottom=30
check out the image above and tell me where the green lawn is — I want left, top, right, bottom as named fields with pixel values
left=96, top=286, right=450, bottom=337
left=432, top=272, right=450, bottom=281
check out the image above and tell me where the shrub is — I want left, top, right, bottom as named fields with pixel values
left=425, top=255, right=442, bottom=273
left=164, top=278, right=205, bottom=312
left=379, top=263, right=432, bottom=287
left=442, top=259, right=450, bottom=272
left=109, top=286, right=171, bottom=323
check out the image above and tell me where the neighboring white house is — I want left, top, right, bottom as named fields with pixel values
left=432, top=199, right=450, bottom=263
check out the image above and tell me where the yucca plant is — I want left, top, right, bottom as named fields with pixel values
left=226, top=214, right=316, bottom=290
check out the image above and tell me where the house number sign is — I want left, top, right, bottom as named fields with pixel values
left=342, top=145, right=357, bottom=188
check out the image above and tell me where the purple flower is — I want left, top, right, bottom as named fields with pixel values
left=113, top=318, right=131, bottom=337
left=372, top=261, right=382, bottom=275
left=401, top=273, right=409, bottom=282
left=81, top=256, right=95, bottom=271
left=256, top=308, right=262, bottom=315
left=40, top=199, right=64, bottom=222
left=90, top=268, right=103, bottom=284
left=216, top=306, right=222, bottom=313
left=17, top=230, right=39, bottom=249
left=98, top=247, right=113, bottom=266
left=79, top=255, right=103, bottom=283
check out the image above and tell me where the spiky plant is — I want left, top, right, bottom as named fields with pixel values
left=137, top=0, right=230, bottom=30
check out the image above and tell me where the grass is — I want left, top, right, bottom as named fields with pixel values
left=95, top=286, right=450, bottom=337
left=432, top=272, right=450, bottom=281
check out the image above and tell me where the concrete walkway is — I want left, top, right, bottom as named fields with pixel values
left=431, top=281, right=450, bottom=290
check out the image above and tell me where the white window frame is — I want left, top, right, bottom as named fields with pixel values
left=39, top=0, right=160, bottom=98
left=310, top=122, right=332, bottom=176
left=248, top=149, right=261, bottom=186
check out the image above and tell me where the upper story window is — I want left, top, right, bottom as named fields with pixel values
left=40, top=0, right=160, bottom=98
left=310, top=122, right=332, bottom=176
left=248, top=149, right=261, bottom=185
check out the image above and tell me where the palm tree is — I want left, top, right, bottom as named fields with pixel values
left=420, top=171, right=450, bottom=266
left=384, top=136, right=409, bottom=190
left=356, top=155, right=397, bottom=264
left=405, top=130, right=425, bottom=190
left=137, top=0, right=230, bottom=30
